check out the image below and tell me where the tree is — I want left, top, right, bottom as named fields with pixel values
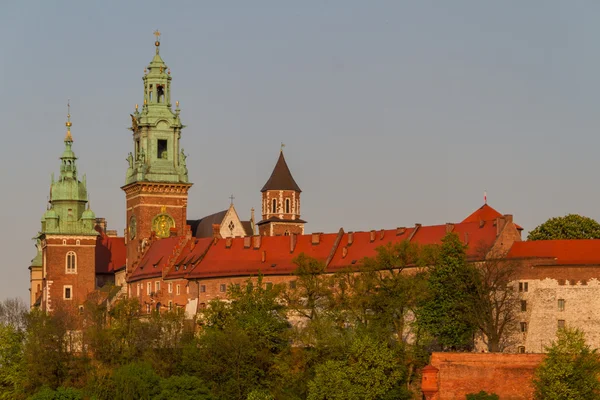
left=0, top=298, right=28, bottom=330
left=416, top=233, right=479, bottom=351
left=0, top=324, right=25, bottom=399
left=112, top=362, right=160, bottom=400
left=307, top=335, right=407, bottom=400
left=528, top=214, right=600, bottom=241
left=154, top=375, right=213, bottom=400
left=29, top=387, right=83, bottom=400
left=466, top=391, right=499, bottom=400
left=470, top=249, right=520, bottom=352
left=533, top=327, right=600, bottom=400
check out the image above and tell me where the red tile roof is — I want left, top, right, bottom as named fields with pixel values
left=165, top=237, right=213, bottom=280
left=95, top=234, right=126, bottom=274
left=507, top=240, right=600, bottom=265
left=462, top=203, right=523, bottom=230
left=329, top=222, right=498, bottom=270
left=186, top=233, right=340, bottom=279
left=128, top=237, right=181, bottom=282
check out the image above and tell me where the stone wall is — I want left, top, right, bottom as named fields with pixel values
left=427, top=353, right=544, bottom=400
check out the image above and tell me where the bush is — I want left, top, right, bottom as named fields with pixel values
left=466, top=391, right=499, bottom=400
left=154, top=375, right=213, bottom=400
left=112, top=362, right=160, bottom=400
left=29, top=387, right=83, bottom=400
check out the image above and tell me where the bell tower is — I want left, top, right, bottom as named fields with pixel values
left=257, top=148, right=305, bottom=236
left=122, top=32, right=192, bottom=272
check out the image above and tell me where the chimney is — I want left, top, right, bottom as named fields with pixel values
left=312, top=233, right=321, bottom=245
left=379, top=229, right=385, bottom=240
left=290, top=233, right=297, bottom=253
left=446, top=223, right=454, bottom=233
left=185, top=224, right=193, bottom=240
left=225, top=238, right=233, bottom=248
left=106, top=230, right=118, bottom=237
left=95, top=217, right=107, bottom=233
left=253, top=235, right=261, bottom=249
left=250, top=208, right=255, bottom=224
left=243, top=236, right=251, bottom=249
left=342, top=246, right=348, bottom=259
left=261, top=250, right=266, bottom=263
left=396, top=227, right=406, bottom=236
left=504, top=214, right=513, bottom=224
left=369, top=230, right=376, bottom=243
left=496, top=216, right=507, bottom=236
left=212, top=224, right=221, bottom=239
left=348, top=232, right=354, bottom=246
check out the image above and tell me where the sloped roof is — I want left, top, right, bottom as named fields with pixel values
left=328, top=222, right=498, bottom=271
left=507, top=240, right=600, bottom=265
left=95, top=234, right=126, bottom=274
left=241, top=221, right=254, bottom=236
left=186, top=233, right=340, bottom=279
left=165, top=237, right=213, bottom=280
left=462, top=203, right=523, bottom=230
left=128, top=237, right=180, bottom=282
left=261, top=151, right=301, bottom=193
left=187, top=210, right=227, bottom=238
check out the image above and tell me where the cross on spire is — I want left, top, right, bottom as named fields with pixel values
left=229, top=194, right=235, bottom=205
left=153, top=29, right=161, bottom=54
left=280, top=142, right=285, bottom=152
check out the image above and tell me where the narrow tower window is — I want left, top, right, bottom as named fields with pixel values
left=157, top=139, right=168, bottom=159
left=157, top=85, right=165, bottom=103
left=149, top=85, right=153, bottom=102
left=285, top=198, right=290, bottom=213
left=66, top=251, right=77, bottom=274
left=272, top=199, right=277, bottom=214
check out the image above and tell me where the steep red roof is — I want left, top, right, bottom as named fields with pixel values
left=95, top=234, right=126, bottom=274
left=328, top=222, right=498, bottom=270
left=165, top=237, right=213, bottom=280
left=187, top=233, right=340, bottom=279
left=128, top=237, right=181, bottom=282
left=507, top=240, right=600, bottom=265
left=462, top=203, right=523, bottom=230
left=261, top=151, right=302, bottom=193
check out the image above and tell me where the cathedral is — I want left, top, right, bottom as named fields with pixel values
left=30, top=34, right=600, bottom=354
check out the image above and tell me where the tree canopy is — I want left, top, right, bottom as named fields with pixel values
left=533, top=327, right=600, bottom=400
left=527, top=214, right=600, bottom=241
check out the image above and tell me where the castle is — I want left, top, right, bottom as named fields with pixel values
left=29, top=34, right=600, bottom=354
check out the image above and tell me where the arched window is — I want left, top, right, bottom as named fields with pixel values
left=285, top=198, right=290, bottom=213
left=66, top=251, right=77, bottom=274
left=272, top=199, right=277, bottom=213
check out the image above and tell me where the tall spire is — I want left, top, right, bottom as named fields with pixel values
left=64, top=100, right=73, bottom=143
left=261, top=149, right=302, bottom=193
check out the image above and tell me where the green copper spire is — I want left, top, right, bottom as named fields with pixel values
left=39, top=103, right=97, bottom=236
left=125, top=31, right=189, bottom=185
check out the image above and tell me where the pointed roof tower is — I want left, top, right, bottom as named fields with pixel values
left=261, top=149, right=302, bottom=192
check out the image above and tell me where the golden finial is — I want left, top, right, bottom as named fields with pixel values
left=64, top=99, right=73, bottom=142
left=175, top=100, right=179, bottom=107
left=153, top=29, right=161, bottom=51
left=135, top=104, right=139, bottom=111
left=159, top=66, right=163, bottom=73
left=144, top=99, right=147, bottom=105
left=168, top=68, right=171, bottom=75
left=144, top=67, right=147, bottom=74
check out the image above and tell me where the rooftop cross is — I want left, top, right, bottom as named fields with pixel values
left=65, top=99, right=73, bottom=142
left=280, top=142, right=285, bottom=152
left=229, top=194, right=235, bottom=205
left=153, top=29, right=161, bottom=53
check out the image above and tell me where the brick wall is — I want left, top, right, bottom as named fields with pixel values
left=427, top=353, right=544, bottom=400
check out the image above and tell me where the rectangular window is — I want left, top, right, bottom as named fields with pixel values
left=520, top=322, right=527, bottom=333
left=176, top=284, right=181, bottom=295
left=155, top=281, right=160, bottom=292
left=157, top=139, right=168, bottom=159
left=518, top=282, right=529, bottom=292
left=220, top=284, right=226, bottom=293
left=558, top=299, right=565, bottom=311
left=64, top=286, right=72, bottom=300
left=137, top=284, right=140, bottom=296
left=147, top=282, right=151, bottom=295
left=168, top=282, right=173, bottom=293
left=558, top=320, right=565, bottom=329
left=521, top=300, right=527, bottom=312
left=518, top=346, right=525, bottom=354
left=200, top=285, right=206, bottom=293
left=289, top=280, right=297, bottom=289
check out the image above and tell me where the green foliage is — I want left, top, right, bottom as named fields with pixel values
left=533, top=327, right=600, bottom=400
left=416, top=233, right=478, bottom=351
left=29, top=387, right=83, bottom=400
left=528, top=214, right=600, bottom=240
left=246, top=389, right=275, bottom=400
left=466, top=391, right=499, bottom=400
left=307, top=335, right=408, bottom=400
left=0, top=324, right=25, bottom=399
left=154, top=375, right=213, bottom=400
left=111, top=362, right=160, bottom=400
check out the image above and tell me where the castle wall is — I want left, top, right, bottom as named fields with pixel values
left=427, top=353, right=544, bottom=400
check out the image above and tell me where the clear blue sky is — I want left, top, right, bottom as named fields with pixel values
left=1, top=1, right=598, bottom=301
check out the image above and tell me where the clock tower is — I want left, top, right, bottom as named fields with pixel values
left=122, top=32, right=192, bottom=273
